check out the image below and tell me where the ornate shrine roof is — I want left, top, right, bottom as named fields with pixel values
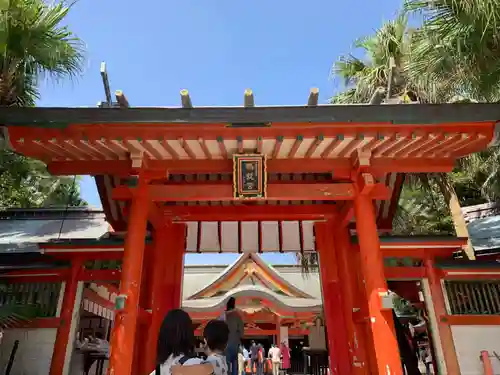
left=182, top=253, right=322, bottom=314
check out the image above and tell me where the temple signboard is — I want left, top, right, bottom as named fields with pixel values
left=233, top=154, right=267, bottom=199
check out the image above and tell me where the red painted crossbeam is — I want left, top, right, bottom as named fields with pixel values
left=160, top=204, right=336, bottom=221
left=384, top=267, right=426, bottom=280
left=15, top=266, right=500, bottom=284
left=47, top=158, right=455, bottom=177
left=113, top=183, right=391, bottom=202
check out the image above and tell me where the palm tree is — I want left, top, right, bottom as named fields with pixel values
left=0, top=0, right=86, bottom=207
left=0, top=0, right=85, bottom=327
left=405, top=0, right=500, bottom=102
left=331, top=15, right=413, bottom=104
left=328, top=14, right=500, bottom=259
left=0, top=0, right=84, bottom=106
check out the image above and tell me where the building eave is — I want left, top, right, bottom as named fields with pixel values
left=1, top=103, right=500, bottom=126
left=182, top=285, right=322, bottom=312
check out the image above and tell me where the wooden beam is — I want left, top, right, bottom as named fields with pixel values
left=162, top=204, right=336, bottom=221
left=7, top=269, right=125, bottom=283
left=0, top=265, right=442, bottom=285
left=337, top=202, right=354, bottom=227
left=47, top=158, right=455, bottom=177
left=49, top=159, right=347, bottom=176
left=244, top=89, right=254, bottom=107
left=442, top=269, right=500, bottom=279
left=180, top=89, right=193, bottom=108
left=442, top=315, right=500, bottom=325
left=3, top=104, right=499, bottom=126
left=113, top=183, right=391, bottom=202
left=80, top=269, right=122, bottom=281
left=307, top=88, right=319, bottom=106
left=42, top=249, right=124, bottom=261
left=115, top=90, right=130, bottom=108
left=384, top=266, right=426, bottom=280
left=358, top=172, right=375, bottom=195
left=378, top=247, right=459, bottom=258
left=156, top=179, right=342, bottom=186
left=378, top=173, right=405, bottom=230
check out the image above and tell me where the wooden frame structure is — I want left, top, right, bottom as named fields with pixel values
left=2, top=84, right=500, bottom=375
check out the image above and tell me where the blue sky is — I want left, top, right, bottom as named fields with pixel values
left=38, top=0, right=402, bottom=264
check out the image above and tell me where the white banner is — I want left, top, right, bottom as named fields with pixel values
left=279, top=326, right=289, bottom=345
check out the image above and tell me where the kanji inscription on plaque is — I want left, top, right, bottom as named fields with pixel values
left=233, top=154, right=267, bottom=199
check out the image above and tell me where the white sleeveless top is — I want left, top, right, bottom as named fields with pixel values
left=150, top=354, right=202, bottom=375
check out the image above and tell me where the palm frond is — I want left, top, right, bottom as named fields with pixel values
left=0, top=0, right=84, bottom=106
left=404, top=0, right=500, bottom=101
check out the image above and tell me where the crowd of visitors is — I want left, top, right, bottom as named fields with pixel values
left=152, top=297, right=292, bottom=375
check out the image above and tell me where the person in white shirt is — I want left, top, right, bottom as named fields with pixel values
left=268, top=344, right=281, bottom=375
left=152, top=309, right=202, bottom=375
left=238, top=346, right=246, bottom=375
left=203, top=320, right=230, bottom=375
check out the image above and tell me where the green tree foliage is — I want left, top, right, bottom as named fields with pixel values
left=393, top=178, right=454, bottom=236
left=0, top=0, right=86, bottom=207
left=405, top=0, right=500, bottom=102
left=328, top=5, right=500, bottom=238
left=331, top=15, right=418, bottom=104
left=298, top=1, right=500, bottom=270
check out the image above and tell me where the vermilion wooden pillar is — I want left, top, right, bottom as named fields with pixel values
left=275, top=316, right=281, bottom=345
left=424, top=258, right=461, bottom=374
left=316, top=221, right=351, bottom=375
left=353, top=194, right=402, bottom=375
left=143, top=227, right=168, bottom=373
left=334, top=227, right=368, bottom=375
left=353, top=249, right=377, bottom=374
left=163, top=223, right=185, bottom=312
left=49, top=258, right=82, bottom=375
left=134, top=243, right=156, bottom=375
left=107, top=183, right=150, bottom=375
left=144, top=222, right=186, bottom=373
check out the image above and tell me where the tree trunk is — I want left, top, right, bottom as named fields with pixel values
left=435, top=174, right=475, bottom=259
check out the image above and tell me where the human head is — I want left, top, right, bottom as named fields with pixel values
left=157, top=309, right=196, bottom=365
left=203, top=319, right=229, bottom=353
left=226, top=297, right=236, bottom=311
left=251, top=340, right=256, bottom=346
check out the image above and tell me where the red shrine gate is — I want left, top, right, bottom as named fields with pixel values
left=2, top=94, right=499, bottom=375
